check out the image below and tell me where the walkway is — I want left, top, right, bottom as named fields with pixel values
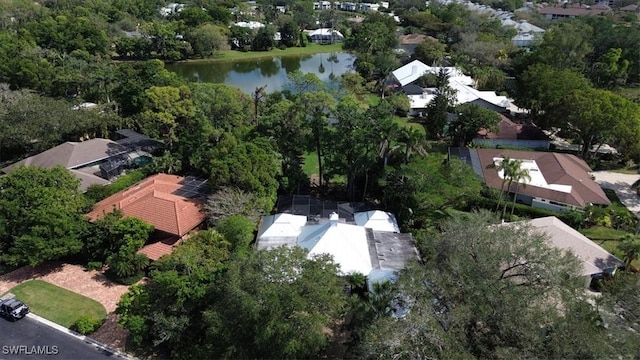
left=592, top=171, right=640, bottom=215
left=0, top=261, right=130, bottom=313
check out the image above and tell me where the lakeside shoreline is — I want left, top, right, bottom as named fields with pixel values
left=169, top=43, right=345, bottom=64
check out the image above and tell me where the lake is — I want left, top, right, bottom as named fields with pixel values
left=166, top=52, right=355, bottom=94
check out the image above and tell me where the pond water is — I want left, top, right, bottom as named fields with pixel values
left=166, top=52, right=355, bottom=94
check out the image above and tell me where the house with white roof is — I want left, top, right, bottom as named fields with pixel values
left=308, top=28, right=344, bottom=43
left=257, top=196, right=419, bottom=289
left=390, top=60, right=511, bottom=116
left=159, top=3, right=185, bottom=16
left=234, top=21, right=265, bottom=30
left=503, top=19, right=545, bottom=47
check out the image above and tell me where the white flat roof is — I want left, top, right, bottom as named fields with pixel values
left=298, top=221, right=372, bottom=275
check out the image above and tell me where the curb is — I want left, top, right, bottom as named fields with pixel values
left=26, top=313, right=137, bottom=360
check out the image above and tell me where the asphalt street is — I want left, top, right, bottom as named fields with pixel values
left=0, top=315, right=116, bottom=360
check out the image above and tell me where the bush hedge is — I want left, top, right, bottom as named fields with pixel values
left=71, top=315, right=103, bottom=335
left=464, top=196, right=585, bottom=228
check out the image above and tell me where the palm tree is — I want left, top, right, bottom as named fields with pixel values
left=252, top=85, right=267, bottom=125
left=510, top=166, right=531, bottom=216
left=618, top=235, right=640, bottom=270
left=494, top=156, right=512, bottom=212
left=502, top=159, right=523, bottom=219
left=399, top=127, right=429, bottom=164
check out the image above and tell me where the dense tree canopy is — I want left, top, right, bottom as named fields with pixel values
left=383, top=155, right=483, bottom=229
left=355, top=212, right=634, bottom=359
left=202, top=246, right=347, bottom=359
left=0, top=166, right=87, bottom=266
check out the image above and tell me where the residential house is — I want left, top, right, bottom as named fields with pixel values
left=449, top=148, right=611, bottom=212
left=159, top=3, right=186, bottom=16
left=1, top=130, right=161, bottom=191
left=502, top=19, right=545, bottom=47
left=518, top=216, right=623, bottom=287
left=86, top=173, right=208, bottom=261
left=358, top=3, right=380, bottom=11
left=473, top=115, right=550, bottom=149
left=391, top=60, right=511, bottom=116
left=538, top=3, right=611, bottom=19
left=308, top=28, right=344, bottom=43
left=313, top=1, right=333, bottom=10
left=398, top=33, right=434, bottom=55
left=234, top=21, right=265, bottom=30
left=257, top=195, right=419, bottom=289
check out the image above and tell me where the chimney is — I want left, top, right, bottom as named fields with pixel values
left=329, top=212, right=339, bottom=225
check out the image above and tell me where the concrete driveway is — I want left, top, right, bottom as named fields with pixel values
left=591, top=171, right=640, bottom=215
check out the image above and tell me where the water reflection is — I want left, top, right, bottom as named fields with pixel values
left=166, top=52, right=354, bottom=94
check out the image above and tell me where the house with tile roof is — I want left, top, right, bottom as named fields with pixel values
left=538, top=3, right=611, bottom=19
left=449, top=148, right=611, bottom=212
left=473, top=115, right=550, bottom=149
left=517, top=216, right=623, bottom=287
left=86, top=173, right=208, bottom=260
left=1, top=130, right=162, bottom=191
left=256, top=206, right=418, bottom=289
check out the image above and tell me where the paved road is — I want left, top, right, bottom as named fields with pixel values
left=592, top=171, right=640, bottom=215
left=0, top=316, right=116, bottom=359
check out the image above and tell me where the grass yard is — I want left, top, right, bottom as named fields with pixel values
left=615, top=85, right=640, bottom=103
left=579, top=226, right=629, bottom=241
left=5, top=280, right=106, bottom=327
left=302, top=151, right=345, bottom=184
left=393, top=116, right=426, bottom=136
left=303, top=151, right=319, bottom=177
left=580, top=226, right=640, bottom=268
left=183, top=43, right=344, bottom=63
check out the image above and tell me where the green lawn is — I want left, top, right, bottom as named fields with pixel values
left=5, top=280, right=106, bottom=327
left=579, top=226, right=629, bottom=241
left=615, top=85, right=640, bottom=102
left=580, top=226, right=640, bottom=268
left=183, top=43, right=344, bottom=63
left=303, top=151, right=319, bottom=177
left=302, top=151, right=345, bottom=184
left=393, top=116, right=426, bottom=136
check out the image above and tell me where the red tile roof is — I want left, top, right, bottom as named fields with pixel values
left=87, top=173, right=206, bottom=237
left=477, top=116, right=549, bottom=141
left=137, top=237, right=181, bottom=261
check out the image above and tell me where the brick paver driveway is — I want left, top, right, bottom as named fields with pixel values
left=0, top=261, right=130, bottom=312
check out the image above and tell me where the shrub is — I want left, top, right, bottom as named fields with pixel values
left=85, top=261, right=103, bottom=271
left=71, top=316, right=103, bottom=335
left=106, top=271, right=145, bottom=285
left=84, top=169, right=149, bottom=203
